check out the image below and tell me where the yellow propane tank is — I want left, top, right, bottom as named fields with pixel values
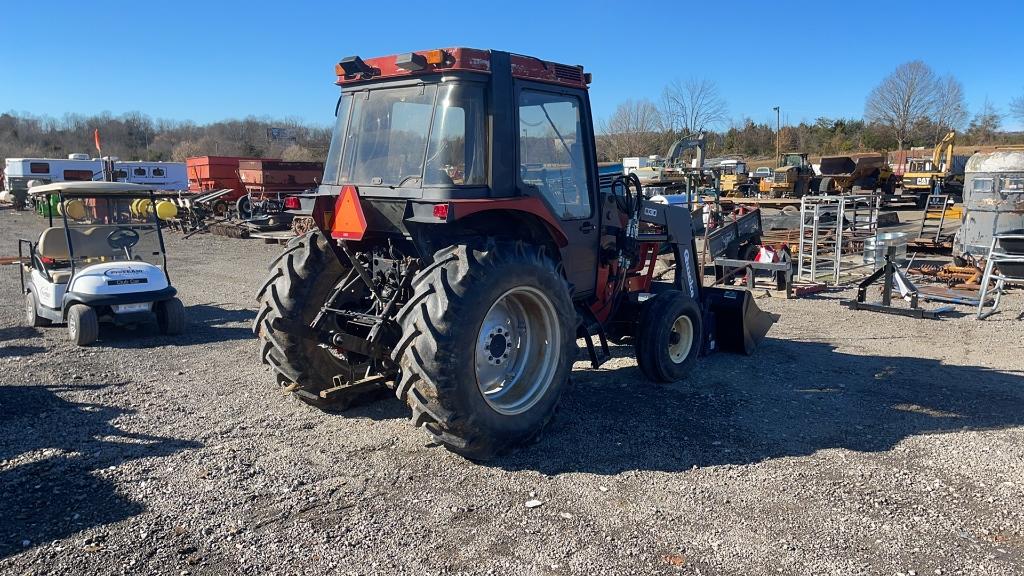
left=154, top=200, right=178, bottom=220
left=58, top=199, right=87, bottom=220
left=135, top=198, right=152, bottom=218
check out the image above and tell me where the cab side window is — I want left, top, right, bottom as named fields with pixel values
left=518, top=90, right=591, bottom=219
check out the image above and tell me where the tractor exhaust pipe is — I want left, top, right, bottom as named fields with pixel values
left=702, top=287, right=777, bottom=355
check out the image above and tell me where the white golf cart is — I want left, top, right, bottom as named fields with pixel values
left=18, top=181, right=185, bottom=345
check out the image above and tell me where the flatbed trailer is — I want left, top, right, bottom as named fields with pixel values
left=710, top=196, right=803, bottom=209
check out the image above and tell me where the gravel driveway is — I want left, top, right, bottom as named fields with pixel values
left=1, top=207, right=1022, bottom=575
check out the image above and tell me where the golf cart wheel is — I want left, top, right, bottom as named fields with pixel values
left=25, top=292, right=51, bottom=327
left=156, top=298, right=186, bottom=335
left=253, top=230, right=364, bottom=409
left=634, top=290, right=702, bottom=383
left=393, top=240, right=575, bottom=461
left=67, top=304, right=98, bottom=346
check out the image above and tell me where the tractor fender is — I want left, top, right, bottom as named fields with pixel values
left=448, top=197, right=569, bottom=247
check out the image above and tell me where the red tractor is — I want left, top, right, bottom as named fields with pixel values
left=254, top=48, right=773, bottom=460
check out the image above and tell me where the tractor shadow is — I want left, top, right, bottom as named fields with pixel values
left=93, top=303, right=256, bottom=348
left=0, top=384, right=201, bottom=559
left=496, top=338, right=1024, bottom=475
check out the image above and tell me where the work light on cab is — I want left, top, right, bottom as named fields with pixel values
left=330, top=185, right=367, bottom=241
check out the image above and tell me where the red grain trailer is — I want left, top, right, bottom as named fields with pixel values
left=236, top=160, right=323, bottom=218
left=186, top=156, right=264, bottom=200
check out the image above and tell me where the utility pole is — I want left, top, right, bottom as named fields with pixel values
left=772, top=106, right=781, bottom=165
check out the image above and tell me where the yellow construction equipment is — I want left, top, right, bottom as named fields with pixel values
left=769, top=152, right=815, bottom=198
left=902, top=131, right=966, bottom=206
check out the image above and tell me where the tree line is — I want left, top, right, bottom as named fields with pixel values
left=4, top=59, right=1024, bottom=169
left=0, top=112, right=331, bottom=164
left=596, top=60, right=1024, bottom=163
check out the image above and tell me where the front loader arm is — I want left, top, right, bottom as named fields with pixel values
left=636, top=200, right=701, bottom=302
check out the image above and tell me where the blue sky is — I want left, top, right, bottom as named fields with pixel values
left=2, top=0, right=1022, bottom=130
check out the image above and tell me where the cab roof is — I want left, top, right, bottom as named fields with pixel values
left=28, top=181, right=159, bottom=197
left=335, top=48, right=589, bottom=90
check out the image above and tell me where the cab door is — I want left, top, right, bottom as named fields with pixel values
left=515, top=83, right=599, bottom=296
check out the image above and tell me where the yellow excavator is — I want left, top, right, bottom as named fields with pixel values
left=902, top=131, right=966, bottom=206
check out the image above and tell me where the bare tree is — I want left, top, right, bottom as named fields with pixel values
left=597, top=99, right=666, bottom=161
left=864, top=60, right=939, bottom=150
left=967, top=99, right=1003, bottom=144
left=661, top=78, right=728, bottom=134
left=1011, top=93, right=1024, bottom=124
left=931, top=75, right=968, bottom=143
left=281, top=143, right=317, bottom=162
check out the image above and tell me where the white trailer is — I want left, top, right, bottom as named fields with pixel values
left=4, top=155, right=186, bottom=203
left=112, top=161, right=187, bottom=190
left=4, top=156, right=102, bottom=193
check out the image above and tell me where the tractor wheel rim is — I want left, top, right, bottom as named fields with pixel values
left=475, top=286, right=560, bottom=416
left=668, top=315, right=694, bottom=363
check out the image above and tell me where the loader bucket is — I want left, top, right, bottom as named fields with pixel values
left=702, top=287, right=777, bottom=355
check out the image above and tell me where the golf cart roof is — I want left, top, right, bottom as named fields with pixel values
left=28, top=181, right=158, bottom=197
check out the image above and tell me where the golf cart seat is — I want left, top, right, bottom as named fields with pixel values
left=36, top=226, right=136, bottom=283
left=49, top=270, right=72, bottom=284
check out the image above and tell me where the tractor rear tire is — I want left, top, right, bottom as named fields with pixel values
left=25, top=292, right=51, bottom=327
left=253, top=231, right=361, bottom=408
left=156, top=297, right=186, bottom=335
left=67, top=304, right=98, bottom=346
left=392, top=240, right=575, bottom=461
left=634, top=291, right=702, bottom=383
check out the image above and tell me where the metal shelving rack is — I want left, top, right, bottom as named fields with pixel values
left=797, top=194, right=880, bottom=285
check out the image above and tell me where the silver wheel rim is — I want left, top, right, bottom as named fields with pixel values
left=69, top=313, right=77, bottom=336
left=475, top=286, right=560, bottom=416
left=25, top=295, right=34, bottom=323
left=667, top=315, right=694, bottom=363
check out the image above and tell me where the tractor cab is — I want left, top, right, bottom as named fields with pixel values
left=19, top=181, right=185, bottom=345
left=318, top=48, right=601, bottom=295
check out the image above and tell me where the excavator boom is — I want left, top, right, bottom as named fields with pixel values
left=932, top=131, right=955, bottom=172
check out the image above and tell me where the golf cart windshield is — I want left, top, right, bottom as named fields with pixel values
left=322, top=82, right=488, bottom=188
left=50, top=195, right=165, bottom=269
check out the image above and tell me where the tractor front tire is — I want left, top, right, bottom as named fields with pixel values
left=156, top=297, right=186, bottom=335
left=67, top=304, right=98, bottom=346
left=634, top=291, right=702, bottom=383
left=25, top=292, right=51, bottom=327
left=253, top=231, right=359, bottom=408
left=393, top=241, right=575, bottom=461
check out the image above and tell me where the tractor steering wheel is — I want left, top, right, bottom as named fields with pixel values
left=107, top=228, right=141, bottom=251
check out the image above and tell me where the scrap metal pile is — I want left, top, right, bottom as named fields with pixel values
left=911, top=263, right=984, bottom=287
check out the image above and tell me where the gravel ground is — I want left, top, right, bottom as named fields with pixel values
left=1, top=207, right=1022, bottom=575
